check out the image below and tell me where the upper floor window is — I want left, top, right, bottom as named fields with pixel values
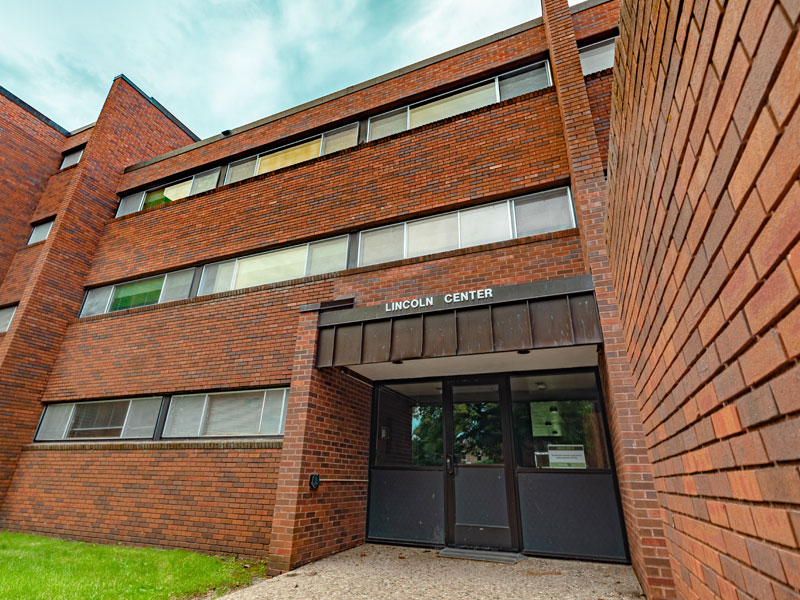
left=79, top=268, right=195, bottom=317
left=0, top=305, right=16, bottom=333
left=28, top=219, right=54, bottom=245
left=35, top=397, right=163, bottom=441
left=579, top=38, right=616, bottom=76
left=367, top=62, right=550, bottom=142
left=60, top=147, right=83, bottom=169
left=116, top=168, right=221, bottom=217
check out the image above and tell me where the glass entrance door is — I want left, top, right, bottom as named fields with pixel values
left=444, top=379, right=517, bottom=550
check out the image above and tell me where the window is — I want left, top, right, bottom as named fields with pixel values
left=368, top=61, right=551, bottom=141
left=257, top=139, right=321, bottom=174
left=0, top=305, right=16, bottom=333
left=60, top=148, right=83, bottom=169
left=321, top=123, right=359, bottom=155
left=197, top=236, right=349, bottom=296
left=116, top=168, right=221, bottom=217
left=358, top=187, right=572, bottom=266
left=35, top=397, right=162, bottom=441
left=162, top=389, right=288, bottom=438
left=579, top=38, right=616, bottom=75
left=28, top=220, right=54, bottom=245
left=79, top=269, right=195, bottom=317
left=225, top=157, right=258, bottom=185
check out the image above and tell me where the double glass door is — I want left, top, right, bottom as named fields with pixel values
left=368, top=369, right=628, bottom=560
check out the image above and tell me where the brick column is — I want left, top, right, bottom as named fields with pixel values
left=269, top=308, right=372, bottom=574
left=541, top=1, right=675, bottom=597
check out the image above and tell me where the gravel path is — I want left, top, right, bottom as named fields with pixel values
left=219, top=544, right=644, bottom=600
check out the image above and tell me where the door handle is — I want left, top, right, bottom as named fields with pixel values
left=446, top=454, right=455, bottom=474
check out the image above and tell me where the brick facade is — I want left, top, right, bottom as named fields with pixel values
left=607, top=0, right=800, bottom=598
left=7, top=1, right=795, bottom=597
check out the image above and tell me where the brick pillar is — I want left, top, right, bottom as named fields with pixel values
left=541, top=1, right=675, bottom=597
left=269, top=308, right=372, bottom=574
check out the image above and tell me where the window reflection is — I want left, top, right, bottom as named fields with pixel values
left=375, top=382, right=443, bottom=467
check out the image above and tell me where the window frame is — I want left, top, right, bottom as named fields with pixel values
left=578, top=37, right=617, bottom=76
left=27, top=219, right=54, bottom=245
left=59, top=147, right=84, bottom=170
left=0, top=304, right=17, bottom=333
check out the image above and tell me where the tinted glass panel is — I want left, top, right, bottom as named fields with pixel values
left=257, top=138, right=321, bottom=174
left=375, top=382, right=443, bottom=467
left=80, top=286, right=113, bottom=317
left=234, top=245, right=307, bottom=289
left=204, top=391, right=264, bottom=436
left=120, top=397, right=162, bottom=438
left=143, top=189, right=168, bottom=209
left=510, top=371, right=610, bottom=469
left=28, top=220, right=53, bottom=245
left=307, top=237, right=348, bottom=276
left=460, top=202, right=511, bottom=247
left=109, top=276, right=164, bottom=311
left=160, top=269, right=194, bottom=303
left=116, top=192, right=144, bottom=217
left=35, top=403, right=73, bottom=441
left=579, top=38, right=615, bottom=75
left=226, top=157, right=257, bottom=184
left=163, top=394, right=205, bottom=437
left=406, top=213, right=458, bottom=258
left=409, top=83, right=496, bottom=128
left=198, top=261, right=235, bottom=296
left=499, top=65, right=550, bottom=100
left=163, top=179, right=193, bottom=202
left=322, top=124, right=358, bottom=155
left=67, top=400, right=129, bottom=439
left=452, top=383, right=503, bottom=464
left=514, top=188, right=574, bottom=237
left=190, top=168, right=220, bottom=195
left=359, top=224, right=404, bottom=266
left=368, top=109, right=407, bottom=141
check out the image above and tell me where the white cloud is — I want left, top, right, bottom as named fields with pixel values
left=0, top=0, right=542, bottom=138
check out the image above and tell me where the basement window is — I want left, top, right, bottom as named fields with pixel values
left=162, top=388, right=288, bottom=438
left=0, top=305, right=16, bottom=333
left=60, top=147, right=83, bottom=169
left=28, top=219, right=54, bottom=245
left=35, top=397, right=163, bottom=441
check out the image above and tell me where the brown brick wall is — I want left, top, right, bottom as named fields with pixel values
left=88, top=90, right=568, bottom=286
left=0, top=92, right=64, bottom=287
left=586, top=69, right=613, bottom=168
left=0, top=442, right=281, bottom=557
left=0, top=244, right=43, bottom=306
left=44, top=232, right=584, bottom=402
left=607, top=0, right=800, bottom=598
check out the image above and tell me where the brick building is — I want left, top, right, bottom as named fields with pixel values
left=0, top=0, right=796, bottom=598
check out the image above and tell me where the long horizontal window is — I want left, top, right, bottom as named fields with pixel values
left=82, top=187, right=573, bottom=316
left=163, top=389, right=288, bottom=438
left=579, top=38, right=616, bottom=76
left=358, top=187, right=574, bottom=266
left=35, top=397, right=162, bottom=441
left=115, top=60, right=552, bottom=218
left=34, top=388, right=289, bottom=442
left=367, top=62, right=550, bottom=141
left=116, top=168, right=221, bottom=217
left=0, top=305, right=17, bottom=333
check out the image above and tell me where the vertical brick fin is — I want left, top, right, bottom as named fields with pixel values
left=608, top=0, right=800, bottom=598
left=542, top=0, right=675, bottom=597
left=0, top=78, right=196, bottom=503
left=269, top=308, right=373, bottom=574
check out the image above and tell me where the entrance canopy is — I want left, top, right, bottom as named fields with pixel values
left=315, top=275, right=603, bottom=379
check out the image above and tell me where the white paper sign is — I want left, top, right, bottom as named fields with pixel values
left=547, top=444, right=586, bottom=469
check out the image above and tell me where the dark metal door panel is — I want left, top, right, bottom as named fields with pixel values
left=369, top=469, right=445, bottom=544
left=453, top=467, right=512, bottom=548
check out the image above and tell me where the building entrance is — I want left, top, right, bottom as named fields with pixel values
left=368, top=369, right=629, bottom=562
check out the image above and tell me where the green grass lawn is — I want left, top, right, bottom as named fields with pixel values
left=0, top=531, right=266, bottom=600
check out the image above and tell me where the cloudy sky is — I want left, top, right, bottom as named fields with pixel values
left=0, top=0, right=547, bottom=139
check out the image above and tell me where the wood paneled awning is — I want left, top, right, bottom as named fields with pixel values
left=315, top=275, right=602, bottom=368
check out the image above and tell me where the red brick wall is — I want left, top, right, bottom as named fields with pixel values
left=0, top=92, right=64, bottom=286
left=269, top=310, right=373, bottom=573
left=607, top=1, right=800, bottom=598
left=0, top=245, right=43, bottom=306
left=44, top=232, right=584, bottom=402
left=0, top=441, right=281, bottom=557
left=88, top=90, right=568, bottom=285
left=586, top=69, right=613, bottom=168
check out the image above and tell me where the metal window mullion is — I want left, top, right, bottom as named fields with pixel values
left=62, top=403, right=77, bottom=440
left=156, top=273, right=168, bottom=304
left=319, top=134, right=326, bottom=157
left=103, top=285, right=116, bottom=314
left=508, top=199, right=517, bottom=239
left=303, top=243, right=312, bottom=276
left=279, top=389, right=289, bottom=435
left=230, top=259, right=240, bottom=291
left=545, top=59, right=553, bottom=86
left=456, top=210, right=463, bottom=249
left=119, top=399, right=133, bottom=438
left=567, top=186, right=577, bottom=228
left=198, top=394, right=210, bottom=436
left=403, top=222, right=409, bottom=259
left=494, top=77, right=501, bottom=102
left=405, top=106, right=410, bottom=131
left=257, top=391, right=266, bottom=435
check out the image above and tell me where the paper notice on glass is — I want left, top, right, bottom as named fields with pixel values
left=547, top=444, right=586, bottom=468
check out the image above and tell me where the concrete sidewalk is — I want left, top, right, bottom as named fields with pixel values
left=219, top=544, right=644, bottom=600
